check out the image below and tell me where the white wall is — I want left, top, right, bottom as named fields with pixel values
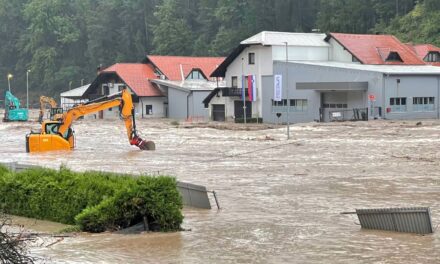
left=224, top=45, right=272, bottom=118
left=272, top=46, right=329, bottom=61
left=328, top=38, right=357, bottom=63
left=138, top=97, right=166, bottom=118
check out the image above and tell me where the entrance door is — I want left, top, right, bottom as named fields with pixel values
left=212, top=104, right=225, bottom=121
left=234, top=101, right=252, bottom=119
left=321, top=92, right=348, bottom=122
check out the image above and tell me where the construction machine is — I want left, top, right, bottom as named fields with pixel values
left=3, top=91, right=29, bottom=122
left=26, top=88, right=155, bottom=152
left=38, top=96, right=63, bottom=123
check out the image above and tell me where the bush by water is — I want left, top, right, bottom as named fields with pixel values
left=0, top=166, right=183, bottom=233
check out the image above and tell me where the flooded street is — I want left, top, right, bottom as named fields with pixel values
left=1, top=115, right=440, bottom=263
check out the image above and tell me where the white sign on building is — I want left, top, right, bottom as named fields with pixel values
left=274, top=75, right=282, bottom=101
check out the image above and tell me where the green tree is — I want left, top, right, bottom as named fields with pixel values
left=152, top=0, right=193, bottom=55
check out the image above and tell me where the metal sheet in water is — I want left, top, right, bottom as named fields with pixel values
left=356, top=207, right=433, bottom=234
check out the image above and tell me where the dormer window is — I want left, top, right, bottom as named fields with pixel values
left=386, top=52, right=403, bottom=62
left=425, top=51, right=440, bottom=62
left=186, top=69, right=206, bottom=80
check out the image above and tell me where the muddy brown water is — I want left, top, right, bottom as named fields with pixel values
left=1, top=115, right=440, bottom=263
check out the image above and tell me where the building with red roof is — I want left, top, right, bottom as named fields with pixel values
left=144, top=55, right=224, bottom=81
left=406, top=44, right=440, bottom=66
left=326, top=33, right=425, bottom=65
left=82, top=55, right=225, bottom=119
left=204, top=31, right=440, bottom=124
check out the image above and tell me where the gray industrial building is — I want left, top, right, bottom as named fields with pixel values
left=152, top=79, right=223, bottom=121
left=205, top=31, right=440, bottom=123
left=262, top=61, right=440, bottom=123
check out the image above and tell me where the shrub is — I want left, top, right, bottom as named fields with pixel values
left=0, top=167, right=183, bottom=233
left=234, top=117, right=263, bottom=123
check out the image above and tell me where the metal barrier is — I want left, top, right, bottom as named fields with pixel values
left=342, top=207, right=434, bottom=234
left=329, top=108, right=369, bottom=122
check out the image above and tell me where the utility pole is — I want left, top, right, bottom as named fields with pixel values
left=284, top=42, right=290, bottom=139
left=26, top=70, right=31, bottom=109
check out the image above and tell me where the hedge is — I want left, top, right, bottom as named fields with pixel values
left=0, top=166, right=183, bottom=233
left=235, top=118, right=263, bottom=123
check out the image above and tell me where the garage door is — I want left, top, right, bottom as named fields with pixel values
left=212, top=104, right=225, bottom=121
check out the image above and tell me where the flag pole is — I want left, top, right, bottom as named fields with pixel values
left=242, top=57, right=246, bottom=124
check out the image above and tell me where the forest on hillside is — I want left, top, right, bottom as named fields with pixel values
left=1, top=0, right=440, bottom=101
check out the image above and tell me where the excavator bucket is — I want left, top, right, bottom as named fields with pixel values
left=131, top=136, right=155, bottom=151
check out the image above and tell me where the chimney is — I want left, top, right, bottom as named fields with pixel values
left=97, top=64, right=104, bottom=75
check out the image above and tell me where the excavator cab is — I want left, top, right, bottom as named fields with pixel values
left=26, top=121, right=75, bottom=152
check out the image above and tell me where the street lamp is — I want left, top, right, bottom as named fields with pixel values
left=26, top=70, right=31, bottom=108
left=7, top=73, right=13, bottom=92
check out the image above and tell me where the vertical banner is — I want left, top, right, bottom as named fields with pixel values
left=247, top=75, right=257, bottom=102
left=274, top=75, right=282, bottom=101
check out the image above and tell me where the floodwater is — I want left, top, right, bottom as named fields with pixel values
left=1, top=113, right=440, bottom=263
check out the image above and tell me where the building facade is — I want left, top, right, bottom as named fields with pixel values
left=206, top=31, right=440, bottom=123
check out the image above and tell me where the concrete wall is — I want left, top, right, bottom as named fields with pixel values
left=189, top=91, right=210, bottom=119
left=262, top=62, right=384, bottom=124
left=328, top=38, right=356, bottom=63
left=138, top=97, right=166, bottom=118
left=168, top=88, right=189, bottom=120
left=167, top=88, right=210, bottom=120
left=272, top=45, right=329, bottom=61
left=383, top=75, right=440, bottom=120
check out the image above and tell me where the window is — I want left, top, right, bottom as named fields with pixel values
left=272, top=99, right=287, bottom=113
left=322, top=103, right=347, bottom=109
left=425, top=52, right=440, bottom=62
left=118, top=85, right=126, bottom=92
left=248, top=53, right=255, bottom=65
left=413, top=97, right=435, bottom=112
left=386, top=52, right=403, bottom=62
left=103, top=85, right=109, bottom=95
left=145, top=105, right=153, bottom=115
left=390, top=97, right=407, bottom=112
left=186, top=70, right=205, bottom=80
left=231, top=76, right=238, bottom=88
left=290, top=99, right=308, bottom=112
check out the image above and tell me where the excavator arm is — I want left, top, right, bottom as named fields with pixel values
left=26, top=88, right=154, bottom=152
left=39, top=96, right=63, bottom=123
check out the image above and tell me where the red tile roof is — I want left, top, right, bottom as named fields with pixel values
left=146, top=55, right=225, bottom=81
left=329, top=33, right=425, bottom=65
left=102, top=63, right=164, bottom=97
left=406, top=44, right=440, bottom=66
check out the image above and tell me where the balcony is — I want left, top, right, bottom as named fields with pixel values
left=221, top=87, right=248, bottom=97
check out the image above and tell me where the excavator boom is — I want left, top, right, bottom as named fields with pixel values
left=26, top=89, right=154, bottom=152
left=39, top=96, right=63, bottom=123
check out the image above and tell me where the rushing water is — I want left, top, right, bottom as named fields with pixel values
left=1, top=115, right=440, bottom=263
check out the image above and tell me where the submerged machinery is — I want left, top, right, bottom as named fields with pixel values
left=3, top=91, right=28, bottom=122
left=26, top=88, right=155, bottom=152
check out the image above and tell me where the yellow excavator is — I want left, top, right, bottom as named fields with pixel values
left=38, top=96, right=63, bottom=123
left=26, top=88, right=155, bottom=152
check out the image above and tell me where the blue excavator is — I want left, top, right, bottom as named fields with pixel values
left=3, top=91, right=29, bottom=122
